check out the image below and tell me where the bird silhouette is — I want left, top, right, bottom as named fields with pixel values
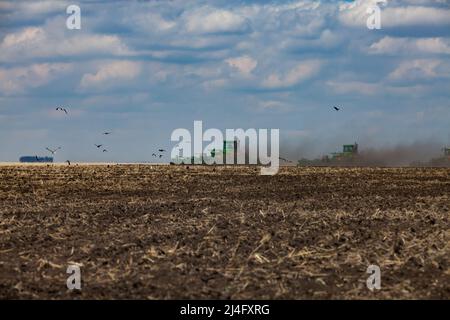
left=103, top=132, right=112, bottom=135
left=95, top=144, right=103, bottom=148
left=159, top=154, right=163, bottom=158
left=102, top=149, right=108, bottom=153
left=66, top=160, right=71, bottom=166
left=152, top=153, right=157, bottom=157
left=158, top=149, right=166, bottom=152
left=333, top=106, right=340, bottom=111
left=46, top=147, right=61, bottom=155
left=56, top=107, right=68, bottom=114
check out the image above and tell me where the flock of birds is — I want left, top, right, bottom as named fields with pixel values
left=152, top=149, right=166, bottom=159
left=39, top=105, right=342, bottom=165
left=39, top=107, right=167, bottom=165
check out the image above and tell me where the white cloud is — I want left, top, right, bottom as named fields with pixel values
left=80, top=61, right=141, bottom=88
left=369, top=37, right=450, bottom=55
left=226, top=55, right=258, bottom=76
left=0, top=27, right=130, bottom=62
left=388, top=59, right=445, bottom=80
left=340, top=1, right=450, bottom=28
left=257, top=100, right=292, bottom=113
left=0, top=0, right=66, bottom=18
left=0, top=63, right=72, bottom=95
left=129, top=11, right=176, bottom=33
left=18, top=0, right=66, bottom=15
left=382, top=6, right=450, bottom=27
left=1, top=27, right=46, bottom=50
left=339, top=0, right=388, bottom=27
left=184, top=7, right=249, bottom=34
left=262, top=60, right=322, bottom=88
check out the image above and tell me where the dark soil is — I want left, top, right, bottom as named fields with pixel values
left=0, top=165, right=448, bottom=299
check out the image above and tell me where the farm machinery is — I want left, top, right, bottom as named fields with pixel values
left=172, top=140, right=239, bottom=165
left=427, top=147, right=450, bottom=166
left=330, top=143, right=359, bottom=161
left=297, top=143, right=360, bottom=166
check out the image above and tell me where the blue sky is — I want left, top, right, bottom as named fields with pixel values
left=0, top=0, right=449, bottom=162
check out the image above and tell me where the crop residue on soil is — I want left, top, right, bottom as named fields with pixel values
left=0, top=165, right=449, bottom=299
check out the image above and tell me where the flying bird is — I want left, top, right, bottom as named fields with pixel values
left=152, top=153, right=157, bottom=157
left=103, top=132, right=112, bottom=135
left=102, top=149, right=108, bottom=153
left=159, top=154, right=163, bottom=158
left=95, top=144, right=103, bottom=148
left=158, top=149, right=166, bottom=152
left=66, top=160, right=71, bottom=166
left=35, top=155, right=39, bottom=162
left=46, top=147, right=61, bottom=155
left=333, top=106, right=340, bottom=111
left=56, top=107, right=68, bottom=114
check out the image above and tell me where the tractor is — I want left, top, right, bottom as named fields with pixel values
left=331, top=143, right=358, bottom=161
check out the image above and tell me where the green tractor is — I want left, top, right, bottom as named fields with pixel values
left=296, top=143, right=360, bottom=166
left=210, top=140, right=238, bottom=164
left=425, top=146, right=450, bottom=167
left=331, top=143, right=358, bottom=161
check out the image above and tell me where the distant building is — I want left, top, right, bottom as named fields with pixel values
left=20, top=156, right=53, bottom=163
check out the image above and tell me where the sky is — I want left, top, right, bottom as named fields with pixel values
left=0, top=0, right=449, bottom=162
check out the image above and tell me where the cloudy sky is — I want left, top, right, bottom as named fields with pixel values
left=0, top=0, right=449, bottom=162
